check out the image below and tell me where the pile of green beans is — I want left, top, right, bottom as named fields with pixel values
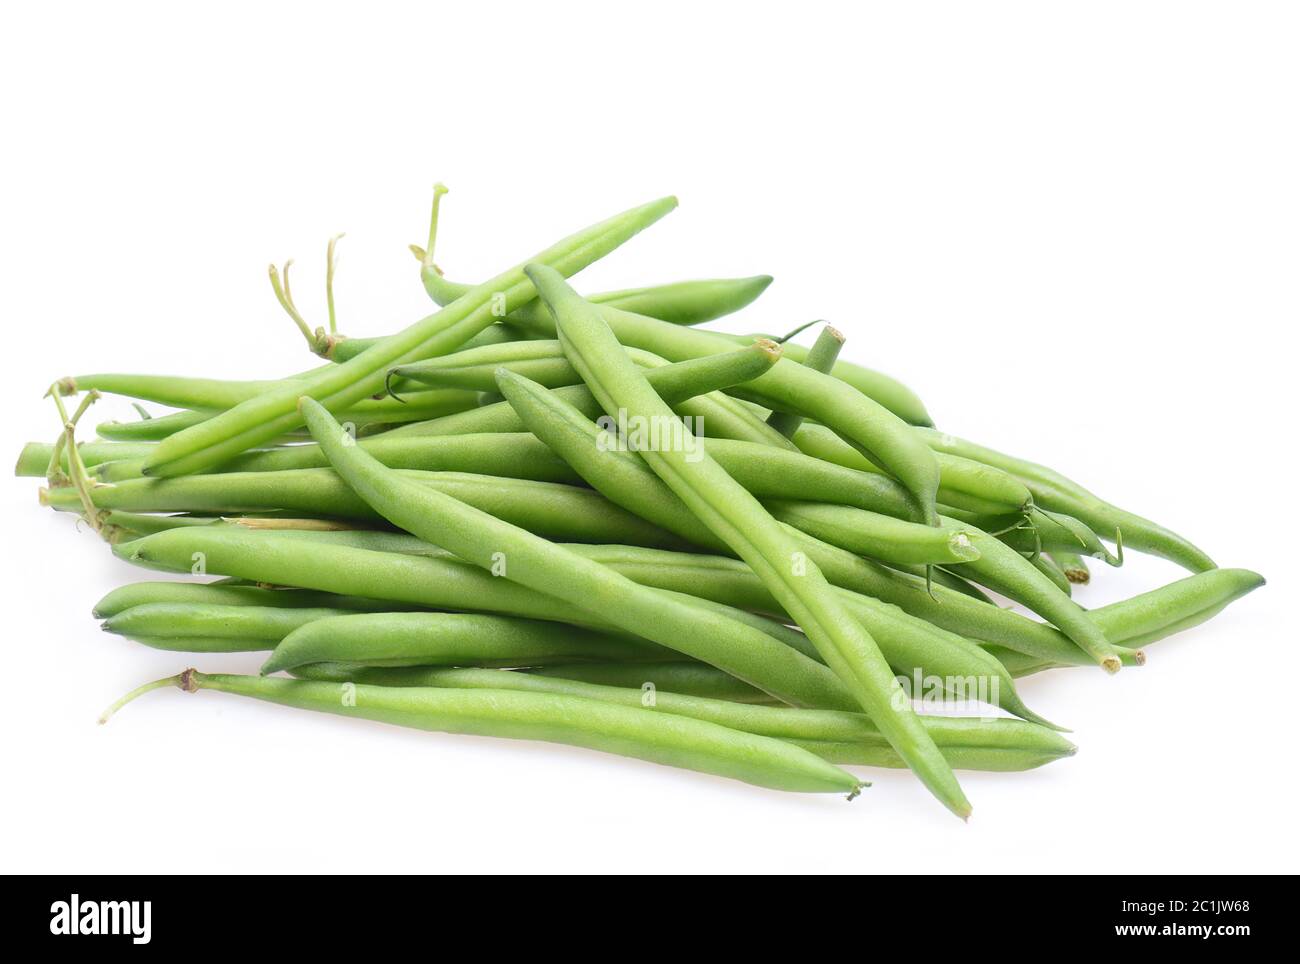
left=17, top=185, right=1263, bottom=816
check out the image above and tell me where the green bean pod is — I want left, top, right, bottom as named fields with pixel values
left=45, top=468, right=689, bottom=549
left=988, top=569, right=1264, bottom=675
left=766, top=325, right=845, bottom=438
left=290, top=666, right=1074, bottom=771
left=96, top=433, right=580, bottom=484
left=96, top=389, right=478, bottom=443
left=530, top=663, right=782, bottom=703
left=262, top=612, right=677, bottom=672
left=916, top=428, right=1216, bottom=572
left=102, top=603, right=351, bottom=647
left=327, top=321, right=524, bottom=363
left=140, top=195, right=678, bottom=477
left=92, top=581, right=394, bottom=619
left=793, top=424, right=1030, bottom=516
left=509, top=276, right=775, bottom=328
left=764, top=500, right=980, bottom=566
left=710, top=331, right=934, bottom=428
left=1092, top=567, right=1264, bottom=648
left=526, top=265, right=968, bottom=818
left=103, top=670, right=863, bottom=795
left=63, top=373, right=288, bottom=411
left=391, top=341, right=692, bottom=393
left=383, top=347, right=793, bottom=449
left=15, top=440, right=153, bottom=477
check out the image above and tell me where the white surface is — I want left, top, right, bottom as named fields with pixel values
left=1, top=1, right=1294, bottom=874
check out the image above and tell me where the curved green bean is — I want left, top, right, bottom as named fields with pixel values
left=102, top=670, right=863, bottom=795
left=291, top=665, right=1074, bottom=771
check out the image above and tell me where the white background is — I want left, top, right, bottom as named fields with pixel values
left=1, top=1, right=1294, bottom=873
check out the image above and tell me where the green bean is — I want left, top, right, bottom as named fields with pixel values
left=15, top=440, right=153, bottom=477
left=792, top=424, right=1029, bottom=516
left=509, top=277, right=775, bottom=328
left=101, top=670, right=863, bottom=795
left=297, top=659, right=781, bottom=705
left=102, top=602, right=351, bottom=646
left=92, top=580, right=394, bottom=619
left=1091, top=568, right=1263, bottom=648
left=262, top=612, right=675, bottom=673
left=916, top=428, right=1216, bottom=572
left=527, top=265, right=968, bottom=818
left=95, top=433, right=580, bottom=484
left=97, top=510, right=223, bottom=541
left=96, top=389, right=478, bottom=443
left=139, top=196, right=677, bottom=478
left=983, top=570, right=1264, bottom=675
left=45, top=468, right=689, bottom=549
left=389, top=338, right=781, bottom=402
left=709, top=331, right=934, bottom=428
left=327, top=321, right=524, bottom=363
left=764, top=501, right=980, bottom=566
left=290, top=666, right=1074, bottom=771
left=382, top=347, right=794, bottom=449
left=298, top=397, right=858, bottom=710
left=61, top=373, right=290, bottom=411
left=1049, top=552, right=1091, bottom=585
left=766, top=325, right=845, bottom=438
left=702, top=438, right=925, bottom=517
left=388, top=340, right=663, bottom=393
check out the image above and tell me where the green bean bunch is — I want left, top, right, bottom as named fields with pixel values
left=16, top=184, right=1263, bottom=817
